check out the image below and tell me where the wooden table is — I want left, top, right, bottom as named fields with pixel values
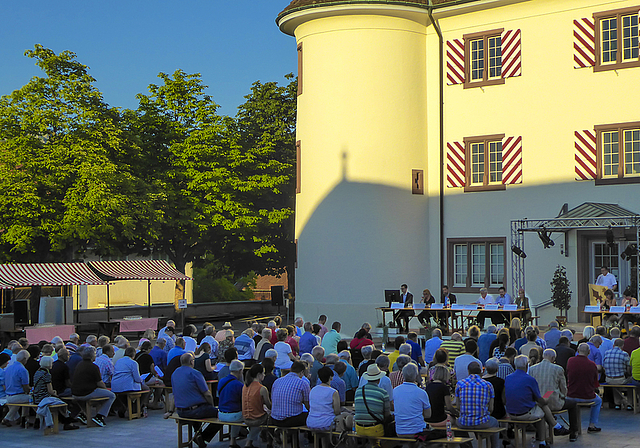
left=376, top=306, right=528, bottom=334
left=584, top=309, right=639, bottom=327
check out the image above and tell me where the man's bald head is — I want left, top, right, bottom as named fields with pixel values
left=577, top=342, right=590, bottom=356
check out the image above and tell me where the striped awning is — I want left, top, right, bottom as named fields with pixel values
left=0, top=280, right=13, bottom=289
left=88, top=260, right=191, bottom=281
left=0, top=263, right=105, bottom=286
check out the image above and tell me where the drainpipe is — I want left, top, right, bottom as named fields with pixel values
left=428, top=1, right=445, bottom=289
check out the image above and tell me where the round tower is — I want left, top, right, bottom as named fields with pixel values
left=278, top=0, right=433, bottom=330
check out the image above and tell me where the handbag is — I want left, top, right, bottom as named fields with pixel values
left=361, top=385, right=395, bottom=437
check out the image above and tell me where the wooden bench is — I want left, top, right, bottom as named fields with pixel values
left=149, top=384, right=172, bottom=412
left=451, top=425, right=505, bottom=448
left=62, top=396, right=109, bottom=427
left=11, top=402, right=67, bottom=434
left=601, top=383, right=639, bottom=414
left=499, top=417, right=542, bottom=448
left=115, top=390, right=149, bottom=420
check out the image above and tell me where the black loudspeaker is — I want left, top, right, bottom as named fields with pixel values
left=271, top=286, right=285, bottom=306
left=13, top=300, right=30, bottom=326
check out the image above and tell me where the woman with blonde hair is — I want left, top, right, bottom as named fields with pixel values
left=417, top=288, right=436, bottom=327
left=508, top=317, right=521, bottom=344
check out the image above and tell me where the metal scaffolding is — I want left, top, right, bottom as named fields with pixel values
left=510, top=215, right=640, bottom=300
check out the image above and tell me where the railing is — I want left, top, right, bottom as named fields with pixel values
left=533, top=299, right=554, bottom=326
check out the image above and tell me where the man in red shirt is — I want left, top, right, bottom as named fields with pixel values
left=623, top=326, right=640, bottom=356
left=566, top=343, right=602, bottom=433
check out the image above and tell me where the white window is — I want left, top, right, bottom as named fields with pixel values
left=449, top=238, right=506, bottom=292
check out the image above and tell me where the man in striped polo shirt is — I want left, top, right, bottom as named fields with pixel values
left=440, top=332, right=465, bottom=363
left=354, top=364, right=391, bottom=437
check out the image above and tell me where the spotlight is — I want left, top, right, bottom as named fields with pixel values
left=511, top=245, right=527, bottom=258
left=606, top=227, right=615, bottom=249
left=537, top=229, right=555, bottom=249
left=621, top=244, right=638, bottom=260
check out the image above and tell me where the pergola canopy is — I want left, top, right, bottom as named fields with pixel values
left=0, top=263, right=105, bottom=286
left=87, top=260, right=191, bottom=281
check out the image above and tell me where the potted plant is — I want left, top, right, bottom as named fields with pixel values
left=551, top=265, right=571, bottom=326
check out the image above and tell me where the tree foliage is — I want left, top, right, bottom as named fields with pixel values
left=551, top=265, right=572, bottom=316
left=0, top=45, right=156, bottom=262
left=0, top=46, right=296, bottom=286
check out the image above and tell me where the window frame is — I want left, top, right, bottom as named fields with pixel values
left=447, top=237, right=507, bottom=293
left=297, top=43, right=303, bottom=95
left=463, top=134, right=506, bottom=192
left=463, top=28, right=505, bottom=89
left=595, top=121, right=640, bottom=185
left=594, top=6, right=640, bottom=72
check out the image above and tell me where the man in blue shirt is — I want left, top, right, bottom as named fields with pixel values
left=218, top=360, right=245, bottom=446
left=172, top=353, right=221, bottom=448
left=505, top=355, right=557, bottom=447
left=406, top=332, right=425, bottom=367
left=321, top=322, right=342, bottom=355
left=543, top=321, right=562, bottom=350
left=393, top=363, right=431, bottom=436
left=478, top=326, right=497, bottom=364
left=234, top=329, right=256, bottom=365
left=150, top=339, right=168, bottom=373
left=160, top=326, right=176, bottom=353
left=299, top=322, right=317, bottom=355
left=66, top=345, right=84, bottom=379
left=2, top=350, right=30, bottom=425
left=424, top=329, right=443, bottom=364
left=167, top=337, right=186, bottom=364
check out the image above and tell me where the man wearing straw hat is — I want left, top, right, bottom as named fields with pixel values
left=354, top=364, right=392, bottom=437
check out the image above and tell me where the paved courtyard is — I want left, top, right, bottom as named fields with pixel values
left=1, top=404, right=639, bottom=448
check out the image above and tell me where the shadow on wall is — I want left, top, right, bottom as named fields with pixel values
left=296, top=178, right=430, bottom=332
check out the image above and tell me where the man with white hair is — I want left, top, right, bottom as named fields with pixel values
left=603, top=338, right=632, bottom=409
left=393, top=343, right=412, bottom=371
left=505, top=355, right=558, bottom=447
left=158, top=319, right=177, bottom=342
left=393, top=363, right=431, bottom=437
left=310, top=346, right=325, bottom=386
left=218, top=360, right=246, bottom=446
left=338, top=351, right=359, bottom=399
left=567, top=343, right=602, bottom=432
left=358, top=345, right=375, bottom=376
left=112, top=337, right=130, bottom=364
left=587, top=335, right=603, bottom=373
left=389, top=355, right=411, bottom=388
left=1, top=350, right=31, bottom=425
left=66, top=333, right=80, bottom=354
left=544, top=321, right=562, bottom=350
left=234, top=328, right=256, bottom=366
left=84, top=335, right=98, bottom=348
left=201, top=325, right=219, bottom=362
left=254, top=328, right=274, bottom=363
left=475, top=288, right=495, bottom=329
left=424, top=328, right=442, bottom=364
left=529, top=349, right=577, bottom=441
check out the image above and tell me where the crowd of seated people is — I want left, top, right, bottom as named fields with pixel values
left=5, top=314, right=640, bottom=448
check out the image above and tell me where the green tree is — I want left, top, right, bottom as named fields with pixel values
left=551, top=265, right=572, bottom=318
left=0, top=45, right=156, bottom=262
left=130, top=71, right=294, bottom=276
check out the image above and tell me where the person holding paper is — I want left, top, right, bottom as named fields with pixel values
left=529, top=349, right=577, bottom=441
left=394, top=284, right=414, bottom=332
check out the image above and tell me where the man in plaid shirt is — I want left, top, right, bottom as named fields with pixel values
left=455, top=362, right=500, bottom=448
left=603, top=338, right=632, bottom=409
left=270, top=361, right=310, bottom=427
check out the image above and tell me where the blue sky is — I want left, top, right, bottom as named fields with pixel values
left=0, top=1, right=296, bottom=116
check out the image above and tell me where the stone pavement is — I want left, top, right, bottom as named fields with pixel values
left=1, top=404, right=639, bottom=448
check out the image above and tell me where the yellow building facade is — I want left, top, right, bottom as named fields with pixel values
left=279, top=0, right=640, bottom=332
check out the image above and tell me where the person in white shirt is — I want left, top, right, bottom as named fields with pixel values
left=596, top=266, right=617, bottom=291
left=182, top=325, right=198, bottom=353
left=475, top=288, right=495, bottom=329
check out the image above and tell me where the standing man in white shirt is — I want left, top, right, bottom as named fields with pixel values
left=596, top=266, right=617, bottom=292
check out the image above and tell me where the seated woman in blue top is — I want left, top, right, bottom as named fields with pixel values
left=218, top=360, right=245, bottom=448
left=111, top=347, right=150, bottom=416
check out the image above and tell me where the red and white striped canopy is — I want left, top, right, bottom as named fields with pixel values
left=88, top=260, right=191, bottom=281
left=0, top=280, right=13, bottom=289
left=0, top=263, right=105, bottom=286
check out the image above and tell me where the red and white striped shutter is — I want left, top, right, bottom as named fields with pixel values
left=501, top=30, right=522, bottom=78
left=447, top=39, right=465, bottom=85
left=447, top=142, right=465, bottom=187
left=575, top=130, right=597, bottom=180
left=502, top=136, right=522, bottom=184
left=574, top=18, right=596, bottom=68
